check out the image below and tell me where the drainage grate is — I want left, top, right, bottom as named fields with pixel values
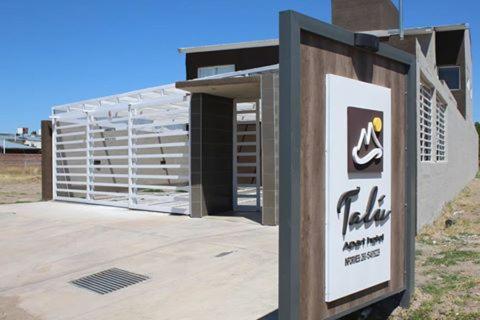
left=71, top=268, right=149, bottom=295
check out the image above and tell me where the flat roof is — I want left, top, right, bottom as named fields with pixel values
left=363, top=23, right=469, bottom=37
left=175, top=64, right=278, bottom=99
left=178, top=39, right=279, bottom=54
left=176, top=76, right=261, bottom=99
left=178, top=23, right=468, bottom=54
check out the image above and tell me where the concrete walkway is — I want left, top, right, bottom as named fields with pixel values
left=0, top=202, right=278, bottom=320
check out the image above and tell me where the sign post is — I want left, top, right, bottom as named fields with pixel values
left=279, top=11, right=416, bottom=320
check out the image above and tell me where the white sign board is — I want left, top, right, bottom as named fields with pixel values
left=325, top=74, right=392, bottom=302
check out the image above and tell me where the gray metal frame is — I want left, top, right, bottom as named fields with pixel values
left=278, top=10, right=417, bottom=320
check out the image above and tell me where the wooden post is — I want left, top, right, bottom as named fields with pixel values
left=41, top=120, right=53, bottom=201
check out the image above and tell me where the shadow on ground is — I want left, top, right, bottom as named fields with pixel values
left=212, top=210, right=263, bottom=224
left=257, top=292, right=403, bottom=320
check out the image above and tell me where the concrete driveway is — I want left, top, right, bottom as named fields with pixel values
left=0, top=202, right=278, bottom=320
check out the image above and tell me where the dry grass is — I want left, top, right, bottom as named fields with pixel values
left=0, top=166, right=41, bottom=183
left=0, top=166, right=41, bottom=204
left=389, top=178, right=480, bottom=320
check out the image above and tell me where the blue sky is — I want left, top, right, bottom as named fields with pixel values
left=0, top=0, right=478, bottom=133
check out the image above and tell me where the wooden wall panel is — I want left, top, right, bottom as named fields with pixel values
left=299, top=30, right=407, bottom=319
left=186, top=46, right=279, bottom=80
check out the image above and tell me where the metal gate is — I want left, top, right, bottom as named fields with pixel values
left=52, top=85, right=191, bottom=214
left=232, top=101, right=261, bottom=211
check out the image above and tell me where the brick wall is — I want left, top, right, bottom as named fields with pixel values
left=0, top=154, right=42, bottom=167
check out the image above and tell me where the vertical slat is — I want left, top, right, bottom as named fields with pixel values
left=128, top=106, right=135, bottom=207
left=232, top=100, right=239, bottom=210
left=52, top=118, right=58, bottom=200
left=255, top=100, right=261, bottom=210
left=86, top=114, right=92, bottom=200
left=187, top=104, right=192, bottom=215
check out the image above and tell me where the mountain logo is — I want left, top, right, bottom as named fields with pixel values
left=347, top=107, right=384, bottom=173
left=352, top=119, right=383, bottom=165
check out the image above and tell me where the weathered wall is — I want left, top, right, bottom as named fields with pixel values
left=332, top=0, right=399, bottom=31
left=417, top=108, right=478, bottom=228
left=190, top=93, right=233, bottom=217
left=416, top=46, right=478, bottom=229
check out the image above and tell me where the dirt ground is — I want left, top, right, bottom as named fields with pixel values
left=345, top=178, right=480, bottom=320
left=0, top=166, right=41, bottom=205
left=389, top=178, right=480, bottom=319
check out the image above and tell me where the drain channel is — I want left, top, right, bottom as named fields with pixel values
left=71, top=268, right=149, bottom=294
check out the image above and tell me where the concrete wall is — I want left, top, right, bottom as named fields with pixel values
left=383, top=33, right=435, bottom=62
left=416, top=44, right=478, bottom=229
left=260, top=73, right=279, bottom=225
left=380, top=32, right=477, bottom=229
left=190, top=93, right=234, bottom=217
left=463, top=29, right=473, bottom=122
left=436, top=30, right=467, bottom=118
left=386, top=29, right=471, bottom=121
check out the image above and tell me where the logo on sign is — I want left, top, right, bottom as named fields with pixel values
left=339, top=107, right=391, bottom=237
left=347, top=107, right=384, bottom=173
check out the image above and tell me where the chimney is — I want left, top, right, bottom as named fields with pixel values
left=332, top=0, right=399, bottom=32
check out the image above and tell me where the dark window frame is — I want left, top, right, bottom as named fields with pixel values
left=438, top=65, right=461, bottom=91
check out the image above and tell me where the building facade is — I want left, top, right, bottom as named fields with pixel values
left=176, top=0, right=478, bottom=230
left=44, top=0, right=477, bottom=231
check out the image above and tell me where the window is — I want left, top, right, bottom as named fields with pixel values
left=438, top=66, right=461, bottom=91
left=419, top=84, right=433, bottom=162
left=436, top=97, right=447, bottom=161
left=197, top=64, right=235, bottom=78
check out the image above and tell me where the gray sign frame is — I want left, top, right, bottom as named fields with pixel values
left=278, top=10, right=417, bottom=320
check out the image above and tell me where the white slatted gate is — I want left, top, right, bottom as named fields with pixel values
left=52, top=87, right=191, bottom=214
left=233, top=101, right=261, bottom=211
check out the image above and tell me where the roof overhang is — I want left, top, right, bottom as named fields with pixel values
left=363, top=23, right=469, bottom=38
left=178, top=23, right=468, bottom=54
left=178, top=39, right=279, bottom=54
left=176, top=76, right=260, bottom=100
